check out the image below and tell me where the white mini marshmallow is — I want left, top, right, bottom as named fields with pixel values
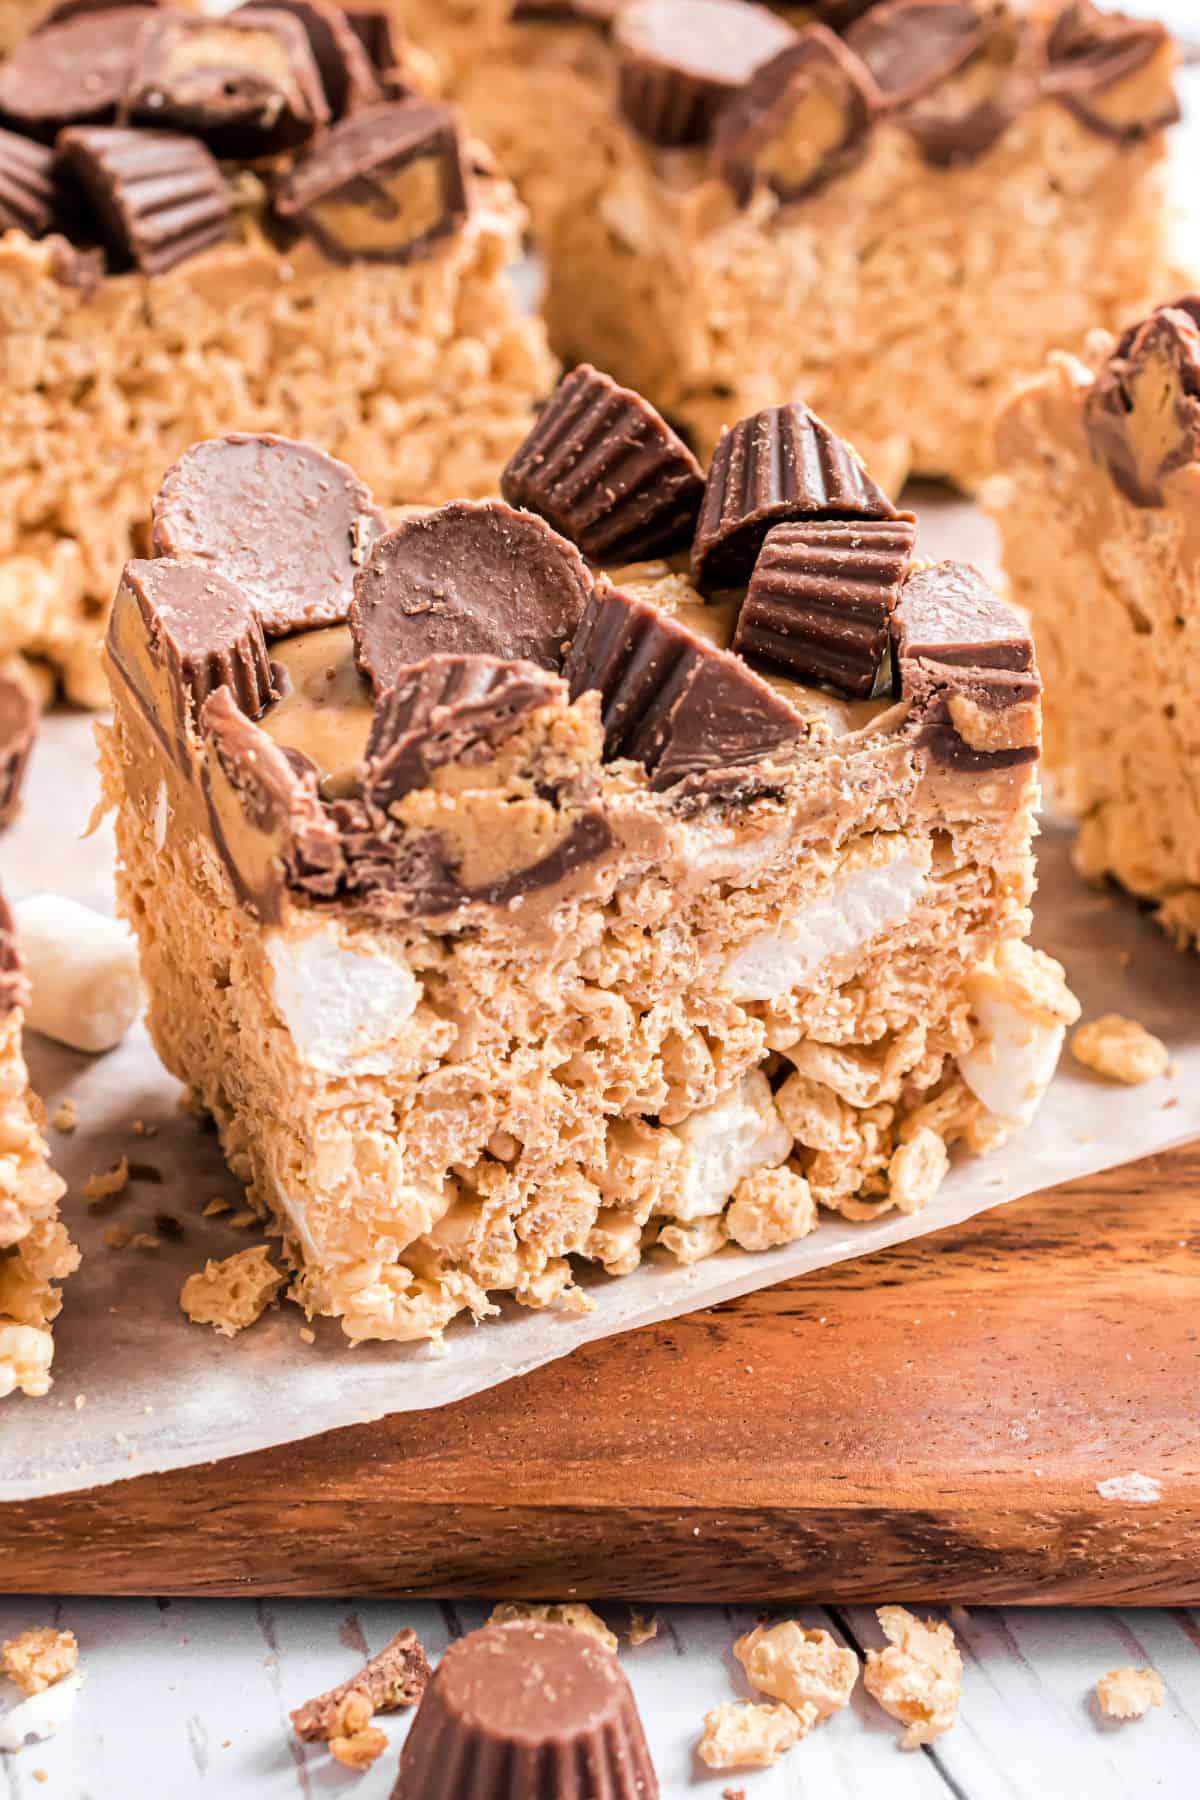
left=14, top=894, right=142, bottom=1053
left=721, top=854, right=928, bottom=1002
left=669, top=1071, right=792, bottom=1221
left=0, top=1671, right=84, bottom=1752
left=266, top=923, right=422, bottom=1076
left=956, top=981, right=1066, bottom=1126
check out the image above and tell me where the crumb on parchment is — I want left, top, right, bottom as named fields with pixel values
left=863, top=1606, right=962, bottom=1749
left=487, top=1602, right=618, bottom=1654
left=735, top=1622, right=858, bottom=1727
left=179, top=1246, right=285, bottom=1337
left=1070, top=1015, right=1169, bottom=1085
left=698, top=1701, right=803, bottom=1770
left=629, top=1610, right=657, bottom=1647
left=329, top=1725, right=389, bottom=1769
left=1, top=1629, right=78, bottom=1697
left=291, top=1628, right=431, bottom=1745
left=52, top=1100, right=77, bottom=1133
left=83, top=1157, right=129, bottom=1203
left=1095, top=1666, right=1165, bottom=1720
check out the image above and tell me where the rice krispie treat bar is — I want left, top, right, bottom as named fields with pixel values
left=400, top=0, right=1181, bottom=495
left=102, top=371, right=1074, bottom=1345
left=990, top=295, right=1200, bottom=948
left=0, top=2, right=554, bottom=705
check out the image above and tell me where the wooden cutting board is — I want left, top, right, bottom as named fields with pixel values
left=4, top=1141, right=1198, bottom=1604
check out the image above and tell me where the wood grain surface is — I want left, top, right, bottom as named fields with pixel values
left=5, top=1141, right=1198, bottom=1603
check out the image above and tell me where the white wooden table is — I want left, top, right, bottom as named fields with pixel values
left=2, top=1596, right=1197, bottom=1797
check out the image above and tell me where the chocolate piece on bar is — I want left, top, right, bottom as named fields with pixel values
left=0, top=673, right=37, bottom=830
left=56, top=126, right=233, bottom=274
left=734, top=515, right=916, bottom=698
left=364, top=655, right=567, bottom=809
left=565, top=583, right=804, bottom=788
left=512, top=1, right=621, bottom=21
left=0, top=128, right=59, bottom=236
left=273, top=99, right=468, bottom=266
left=345, top=11, right=412, bottom=98
left=501, top=364, right=704, bottom=562
left=350, top=502, right=594, bottom=693
left=0, top=9, right=151, bottom=141
left=1045, top=1, right=1179, bottom=142
left=238, top=0, right=382, bottom=119
left=394, top=1620, right=660, bottom=1800
left=692, top=402, right=901, bottom=593
left=152, top=434, right=386, bottom=635
left=614, top=0, right=795, bottom=147
left=1083, top=300, right=1200, bottom=507
left=291, top=1627, right=431, bottom=1742
left=891, top=560, right=1040, bottom=768
left=35, top=0, right=160, bottom=23
left=845, top=0, right=987, bottom=109
left=713, top=25, right=878, bottom=204
left=125, top=10, right=329, bottom=158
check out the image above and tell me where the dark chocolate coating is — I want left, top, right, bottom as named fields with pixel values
left=713, top=24, right=878, bottom=204
left=1045, top=2, right=1179, bottom=142
left=0, top=9, right=151, bottom=141
left=846, top=0, right=986, bottom=107
left=236, top=0, right=381, bottom=118
left=56, top=126, right=232, bottom=275
left=614, top=0, right=795, bottom=146
left=0, top=673, right=37, bottom=831
left=0, top=128, right=59, bottom=236
left=345, top=11, right=413, bottom=98
left=1083, top=299, right=1200, bottom=506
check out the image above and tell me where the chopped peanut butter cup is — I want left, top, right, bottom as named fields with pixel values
left=56, top=126, right=233, bottom=274
left=692, top=402, right=901, bottom=593
left=350, top=502, right=594, bottom=692
left=734, top=515, right=916, bottom=697
left=273, top=99, right=468, bottom=265
left=0, top=673, right=37, bottom=831
left=615, top=0, right=795, bottom=147
left=0, top=8, right=150, bottom=140
left=846, top=0, right=988, bottom=108
left=237, top=0, right=381, bottom=119
left=1083, top=299, right=1200, bottom=507
left=714, top=25, right=878, bottom=203
left=501, top=363, right=704, bottom=562
left=1045, top=1, right=1179, bottom=142
left=345, top=10, right=412, bottom=98
left=152, top=434, right=386, bottom=634
left=0, top=128, right=58, bottom=236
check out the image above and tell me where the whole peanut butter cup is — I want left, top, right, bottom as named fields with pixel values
left=57, top=126, right=232, bottom=274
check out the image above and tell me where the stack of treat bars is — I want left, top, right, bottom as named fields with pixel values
left=0, top=0, right=1193, bottom=1435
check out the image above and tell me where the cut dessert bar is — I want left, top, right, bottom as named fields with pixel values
left=103, top=372, right=1075, bottom=1346
left=402, top=0, right=1182, bottom=494
left=990, top=295, right=1200, bottom=948
left=0, top=3, right=554, bottom=705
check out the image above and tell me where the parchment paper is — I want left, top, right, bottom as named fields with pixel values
left=2, top=501, right=1199, bottom=1505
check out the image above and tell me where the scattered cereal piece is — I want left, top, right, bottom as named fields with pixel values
left=291, top=1629, right=430, bottom=1742
left=735, top=1622, right=858, bottom=1725
left=299, top=1326, right=316, bottom=1344
left=83, top=1157, right=129, bottom=1204
left=329, top=1726, right=389, bottom=1770
left=486, top=1602, right=618, bottom=1655
left=886, top=1126, right=950, bottom=1216
left=73, top=1394, right=85, bottom=1411
left=129, top=1232, right=163, bottom=1251
left=658, top=1215, right=728, bottom=1265
left=203, top=1197, right=233, bottom=1217
left=1071, top=1015, right=1169, bottom=1085
left=629, top=1610, right=658, bottom=1648
left=179, top=1246, right=286, bottom=1337
left=726, top=1166, right=816, bottom=1251
left=722, top=1789, right=747, bottom=1800
left=863, top=1606, right=962, bottom=1749
left=103, top=1225, right=132, bottom=1250
left=229, top=1208, right=259, bottom=1229
left=1095, top=1666, right=1165, bottom=1720
left=53, top=1099, right=77, bottom=1133
left=698, top=1701, right=802, bottom=1770
left=2, top=1628, right=78, bottom=1697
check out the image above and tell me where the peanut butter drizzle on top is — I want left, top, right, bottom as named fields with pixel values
left=261, top=625, right=375, bottom=797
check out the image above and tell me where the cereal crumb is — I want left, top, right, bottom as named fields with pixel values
left=864, top=1606, right=962, bottom=1749
left=629, top=1610, right=657, bottom=1647
left=33, top=1771, right=48, bottom=1784
left=698, top=1701, right=802, bottom=1770
left=726, top=1166, right=816, bottom=1252
left=179, top=1246, right=285, bottom=1337
left=1071, top=1015, right=1169, bottom=1085
left=1095, top=1666, right=1164, bottom=1720
left=83, top=1156, right=129, bottom=1203
left=735, top=1622, right=858, bottom=1727
left=129, top=1231, right=162, bottom=1251
left=203, top=1198, right=232, bottom=1217
left=2, top=1628, right=78, bottom=1697
left=53, top=1099, right=77, bottom=1133
left=329, top=1726, right=389, bottom=1769
left=291, top=1628, right=430, bottom=1743
left=887, top=1127, right=950, bottom=1216
left=132, top=1119, right=157, bottom=1138
left=722, top=1789, right=747, bottom=1800
left=486, top=1602, right=617, bottom=1654
left=73, top=1394, right=85, bottom=1410
left=299, top=1326, right=315, bottom=1344
left=103, top=1225, right=132, bottom=1250
left=229, top=1208, right=259, bottom=1229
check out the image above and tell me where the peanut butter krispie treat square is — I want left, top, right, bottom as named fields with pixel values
left=102, top=369, right=1072, bottom=1346
left=0, top=1, right=555, bottom=705
left=990, top=296, right=1200, bottom=948
left=400, top=0, right=1181, bottom=496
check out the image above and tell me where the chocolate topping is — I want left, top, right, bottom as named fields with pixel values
left=364, top=655, right=567, bottom=810
left=501, top=364, right=704, bottom=562
left=0, top=128, right=58, bottom=236
left=349, top=502, right=594, bottom=693
left=846, top=0, right=987, bottom=107
left=0, top=672, right=37, bottom=831
left=393, top=1620, right=659, bottom=1800
left=153, top=434, right=386, bottom=636
left=125, top=10, right=329, bottom=158
left=692, top=402, right=900, bottom=593
left=1083, top=299, right=1200, bottom=507
left=734, top=515, right=916, bottom=698
left=292, top=1628, right=431, bottom=1742
left=614, top=0, right=795, bottom=147
left=565, top=583, right=804, bottom=788
left=1045, top=1, right=1179, bottom=142
left=273, top=99, right=468, bottom=266
left=35, top=0, right=160, bottom=24
left=0, top=889, right=24, bottom=1018
left=0, top=9, right=150, bottom=141
left=57, top=126, right=233, bottom=274
left=238, top=0, right=381, bottom=118
left=713, top=25, right=878, bottom=204
left=345, top=11, right=412, bottom=98
left=891, top=560, right=1040, bottom=768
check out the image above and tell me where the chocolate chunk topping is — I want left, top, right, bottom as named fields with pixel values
left=846, top=0, right=987, bottom=108
left=273, top=99, right=468, bottom=266
left=1045, top=1, right=1179, bottom=142
left=0, top=128, right=58, bottom=236
left=891, top=560, right=1040, bottom=768
left=734, top=515, right=916, bottom=698
left=125, top=10, right=329, bottom=158
left=57, top=126, right=232, bottom=274
left=565, top=582, right=804, bottom=789
left=395, top=1621, right=660, bottom=1800
left=1083, top=299, right=1200, bottom=507
left=713, top=25, right=878, bottom=204
left=614, top=0, right=795, bottom=147
left=238, top=0, right=381, bottom=119
left=350, top=502, right=594, bottom=694
left=0, top=888, right=24, bottom=1017
left=35, top=0, right=160, bottom=25
left=113, top=558, right=277, bottom=734
left=153, top=434, right=386, bottom=635
left=0, top=9, right=150, bottom=142
left=501, top=364, right=704, bottom=562
left=692, top=402, right=900, bottom=593
left=292, top=1628, right=430, bottom=1743
left=364, top=655, right=567, bottom=809
left=0, top=673, right=37, bottom=831
left=345, top=10, right=411, bottom=99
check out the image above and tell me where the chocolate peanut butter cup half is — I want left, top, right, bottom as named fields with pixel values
left=1045, top=2, right=1179, bottom=142
left=0, top=672, right=37, bottom=831
left=0, top=8, right=152, bottom=141
left=0, top=128, right=59, bottom=236
left=236, top=0, right=382, bottom=119
left=1083, top=299, right=1200, bottom=507
left=845, top=0, right=988, bottom=109
left=615, top=0, right=795, bottom=147
left=714, top=25, right=879, bottom=204
left=345, top=10, right=412, bottom=98
left=56, top=126, right=233, bottom=274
